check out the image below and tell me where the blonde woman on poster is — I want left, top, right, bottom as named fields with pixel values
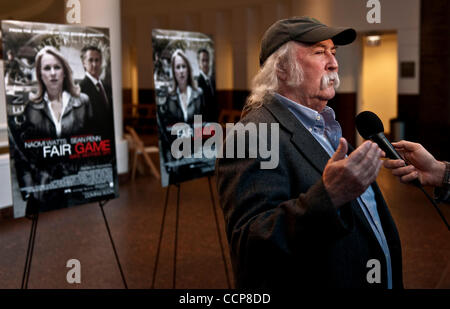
left=13, top=46, right=93, bottom=215
left=164, top=49, right=205, bottom=125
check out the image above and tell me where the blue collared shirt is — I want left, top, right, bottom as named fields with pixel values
left=275, top=93, right=393, bottom=289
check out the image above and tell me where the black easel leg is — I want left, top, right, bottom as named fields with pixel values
left=151, top=185, right=171, bottom=289
left=173, top=184, right=181, bottom=289
left=99, top=201, right=128, bottom=289
left=208, top=176, right=232, bottom=289
left=22, top=212, right=38, bottom=289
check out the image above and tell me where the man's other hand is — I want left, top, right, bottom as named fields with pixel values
left=323, top=138, right=385, bottom=208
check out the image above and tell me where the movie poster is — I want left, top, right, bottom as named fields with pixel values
left=1, top=20, right=118, bottom=218
left=152, top=29, right=219, bottom=187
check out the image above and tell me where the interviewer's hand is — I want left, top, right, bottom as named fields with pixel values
left=383, top=140, right=446, bottom=187
left=323, top=138, right=385, bottom=208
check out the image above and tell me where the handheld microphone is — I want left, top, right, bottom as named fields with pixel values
left=355, top=111, right=449, bottom=230
left=355, top=111, right=404, bottom=161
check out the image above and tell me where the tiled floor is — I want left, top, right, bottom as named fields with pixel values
left=0, top=152, right=449, bottom=289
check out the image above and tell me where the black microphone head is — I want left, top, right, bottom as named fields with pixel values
left=355, top=111, right=384, bottom=139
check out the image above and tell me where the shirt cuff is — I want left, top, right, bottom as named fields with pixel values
left=434, top=161, right=450, bottom=203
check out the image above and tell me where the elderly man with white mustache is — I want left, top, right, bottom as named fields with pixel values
left=216, top=17, right=404, bottom=289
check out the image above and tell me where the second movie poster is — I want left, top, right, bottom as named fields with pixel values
left=1, top=20, right=118, bottom=218
left=152, top=29, right=219, bottom=187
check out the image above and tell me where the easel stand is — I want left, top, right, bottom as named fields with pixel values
left=151, top=176, right=231, bottom=289
left=151, top=184, right=177, bottom=289
left=21, top=212, right=38, bottom=289
left=21, top=200, right=128, bottom=289
left=99, top=200, right=128, bottom=288
left=207, top=176, right=232, bottom=288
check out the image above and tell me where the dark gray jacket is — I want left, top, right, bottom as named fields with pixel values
left=216, top=94, right=403, bottom=289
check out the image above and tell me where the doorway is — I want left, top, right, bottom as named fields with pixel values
left=359, top=33, right=398, bottom=143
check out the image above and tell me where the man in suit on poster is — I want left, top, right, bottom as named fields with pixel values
left=196, top=48, right=218, bottom=122
left=216, top=17, right=404, bottom=289
left=79, top=45, right=114, bottom=135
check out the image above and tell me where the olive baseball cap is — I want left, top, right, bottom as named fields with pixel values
left=259, top=16, right=357, bottom=66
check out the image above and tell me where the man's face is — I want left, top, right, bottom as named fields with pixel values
left=289, top=39, right=339, bottom=111
left=83, top=50, right=102, bottom=79
left=198, top=51, right=210, bottom=75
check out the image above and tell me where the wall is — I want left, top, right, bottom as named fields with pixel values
left=122, top=0, right=420, bottom=93
left=418, top=0, right=450, bottom=159
left=121, top=0, right=421, bottom=146
left=0, top=0, right=65, bottom=23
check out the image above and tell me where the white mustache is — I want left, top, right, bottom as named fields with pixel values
left=320, top=72, right=340, bottom=90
